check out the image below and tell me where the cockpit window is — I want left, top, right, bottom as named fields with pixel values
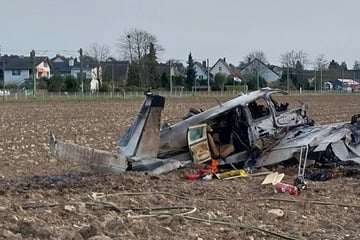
left=248, top=97, right=270, bottom=119
left=270, top=92, right=300, bottom=112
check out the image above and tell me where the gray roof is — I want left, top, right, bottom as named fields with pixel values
left=0, top=55, right=49, bottom=70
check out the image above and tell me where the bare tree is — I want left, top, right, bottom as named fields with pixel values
left=117, top=29, right=164, bottom=88
left=279, top=50, right=309, bottom=68
left=243, top=50, right=268, bottom=64
left=85, top=42, right=111, bottom=84
left=313, top=54, right=328, bottom=91
left=240, top=50, right=268, bottom=89
left=313, top=54, right=328, bottom=70
left=85, top=42, right=111, bottom=63
left=117, top=29, right=164, bottom=63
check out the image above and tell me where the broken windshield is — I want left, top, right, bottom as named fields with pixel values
left=269, top=92, right=303, bottom=112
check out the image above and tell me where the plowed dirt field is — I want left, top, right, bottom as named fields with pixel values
left=0, top=94, right=359, bottom=240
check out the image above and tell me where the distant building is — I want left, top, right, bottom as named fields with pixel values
left=332, top=79, right=360, bottom=91
left=210, top=58, right=242, bottom=80
left=323, top=81, right=333, bottom=90
left=240, top=58, right=281, bottom=82
left=0, top=55, right=50, bottom=86
left=50, top=54, right=98, bottom=81
left=194, top=61, right=210, bottom=81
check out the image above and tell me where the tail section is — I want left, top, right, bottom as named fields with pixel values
left=48, top=92, right=166, bottom=174
left=118, top=92, right=165, bottom=158
left=49, top=133, right=128, bottom=173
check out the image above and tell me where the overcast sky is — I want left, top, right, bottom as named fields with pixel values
left=1, top=0, right=359, bottom=67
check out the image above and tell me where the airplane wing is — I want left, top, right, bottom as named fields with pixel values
left=257, top=119, right=360, bottom=167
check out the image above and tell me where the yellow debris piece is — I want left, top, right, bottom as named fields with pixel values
left=218, top=169, right=247, bottom=178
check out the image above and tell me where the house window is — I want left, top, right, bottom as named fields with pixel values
left=218, top=67, right=222, bottom=72
left=12, top=70, right=21, bottom=76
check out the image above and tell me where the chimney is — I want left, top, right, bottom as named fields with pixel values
left=202, top=61, right=206, bottom=68
left=223, top=57, right=226, bottom=62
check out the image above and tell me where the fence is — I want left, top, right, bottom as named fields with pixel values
left=0, top=89, right=359, bottom=102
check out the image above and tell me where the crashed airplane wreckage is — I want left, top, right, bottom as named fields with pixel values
left=49, top=88, right=360, bottom=175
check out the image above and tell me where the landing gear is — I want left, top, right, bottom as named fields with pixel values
left=294, top=145, right=308, bottom=191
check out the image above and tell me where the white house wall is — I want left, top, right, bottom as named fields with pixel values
left=194, top=64, right=207, bottom=80
left=4, top=70, right=29, bottom=85
left=210, top=61, right=231, bottom=76
left=240, top=63, right=280, bottom=82
left=91, top=67, right=101, bottom=81
left=36, top=61, right=51, bottom=79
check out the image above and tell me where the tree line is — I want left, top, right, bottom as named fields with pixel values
left=28, top=28, right=359, bottom=92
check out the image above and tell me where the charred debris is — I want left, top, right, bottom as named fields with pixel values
left=49, top=88, right=360, bottom=189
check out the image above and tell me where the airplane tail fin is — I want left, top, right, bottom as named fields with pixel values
left=118, top=92, right=165, bottom=158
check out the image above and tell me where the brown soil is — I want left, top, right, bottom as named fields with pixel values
left=0, top=94, right=359, bottom=240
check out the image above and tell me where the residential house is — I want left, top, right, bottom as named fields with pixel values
left=50, top=54, right=100, bottom=92
left=194, top=61, right=210, bottom=81
left=323, top=81, right=333, bottom=90
left=332, top=79, right=360, bottom=91
left=0, top=55, right=50, bottom=86
left=210, top=58, right=242, bottom=82
left=169, top=61, right=186, bottom=92
left=301, top=69, right=356, bottom=90
left=68, top=56, right=98, bottom=81
left=240, top=58, right=281, bottom=82
left=51, top=55, right=99, bottom=80
left=50, top=54, right=74, bottom=76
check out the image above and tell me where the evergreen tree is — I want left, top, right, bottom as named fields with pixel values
left=328, top=59, right=340, bottom=70
left=46, top=75, right=65, bottom=92
left=353, top=60, right=360, bottom=70
left=145, top=42, right=158, bottom=88
left=160, top=72, right=169, bottom=90
left=63, top=75, right=80, bottom=92
left=340, top=61, right=348, bottom=71
left=185, top=52, right=196, bottom=91
left=173, top=75, right=185, bottom=86
left=127, top=62, right=141, bottom=87
left=279, top=68, right=298, bottom=90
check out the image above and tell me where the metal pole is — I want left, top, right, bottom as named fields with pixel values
left=127, top=35, right=132, bottom=64
left=207, top=58, right=210, bottom=92
left=255, top=61, right=259, bottom=90
left=341, top=67, right=344, bottom=91
left=2, top=58, right=4, bottom=101
left=287, top=67, right=290, bottom=92
left=0, top=45, right=6, bottom=101
left=194, top=75, right=196, bottom=93
left=320, top=68, right=323, bottom=93
left=79, top=48, right=83, bottom=94
left=112, top=62, right=114, bottom=94
left=169, top=60, right=173, bottom=95
left=31, top=50, right=36, bottom=96
left=314, top=69, right=317, bottom=91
